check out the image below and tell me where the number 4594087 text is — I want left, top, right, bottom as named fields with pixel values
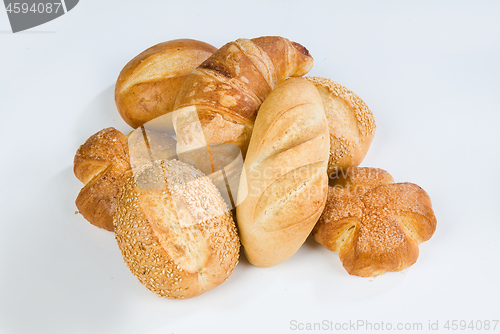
left=5, top=3, right=62, bottom=14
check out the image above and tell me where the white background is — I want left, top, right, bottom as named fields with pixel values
left=1, top=1, right=499, bottom=333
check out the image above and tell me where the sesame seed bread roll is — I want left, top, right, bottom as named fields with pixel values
left=115, top=39, right=217, bottom=128
left=305, top=77, right=376, bottom=177
left=236, top=77, right=329, bottom=267
left=114, top=159, right=239, bottom=299
left=313, top=167, right=437, bottom=277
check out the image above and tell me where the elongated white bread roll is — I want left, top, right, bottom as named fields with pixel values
left=236, top=78, right=330, bottom=267
left=114, top=159, right=239, bottom=299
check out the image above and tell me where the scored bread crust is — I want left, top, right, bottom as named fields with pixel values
left=173, top=36, right=314, bottom=166
left=305, top=77, right=376, bottom=177
left=115, top=39, right=217, bottom=128
left=74, top=128, right=130, bottom=231
left=114, top=160, right=240, bottom=299
left=313, top=167, right=437, bottom=277
left=236, top=77, right=330, bottom=267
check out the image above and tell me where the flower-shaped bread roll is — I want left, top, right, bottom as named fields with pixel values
left=313, top=167, right=437, bottom=277
left=74, top=127, right=177, bottom=231
left=74, top=128, right=131, bottom=231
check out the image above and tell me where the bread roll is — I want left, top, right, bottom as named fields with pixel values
left=114, top=159, right=240, bottom=299
left=115, top=39, right=217, bottom=128
left=236, top=78, right=330, bottom=267
left=74, top=128, right=130, bottom=231
left=305, top=77, right=376, bottom=177
left=172, top=36, right=314, bottom=171
left=313, top=167, right=437, bottom=277
left=175, top=141, right=243, bottom=211
left=74, top=127, right=177, bottom=231
left=127, top=126, right=178, bottom=171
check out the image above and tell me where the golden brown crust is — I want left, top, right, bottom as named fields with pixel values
left=305, top=77, right=376, bottom=176
left=115, top=39, right=217, bottom=128
left=312, top=188, right=363, bottom=253
left=74, top=128, right=130, bottom=231
left=173, top=36, right=314, bottom=166
left=114, top=160, right=239, bottom=299
left=330, top=167, right=394, bottom=195
left=313, top=167, right=437, bottom=277
left=236, top=78, right=329, bottom=267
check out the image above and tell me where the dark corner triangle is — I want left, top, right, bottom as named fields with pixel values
left=64, top=0, right=78, bottom=12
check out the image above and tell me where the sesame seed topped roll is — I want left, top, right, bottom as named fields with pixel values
left=114, top=159, right=239, bottom=299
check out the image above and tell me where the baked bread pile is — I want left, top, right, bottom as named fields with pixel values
left=74, top=36, right=436, bottom=299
